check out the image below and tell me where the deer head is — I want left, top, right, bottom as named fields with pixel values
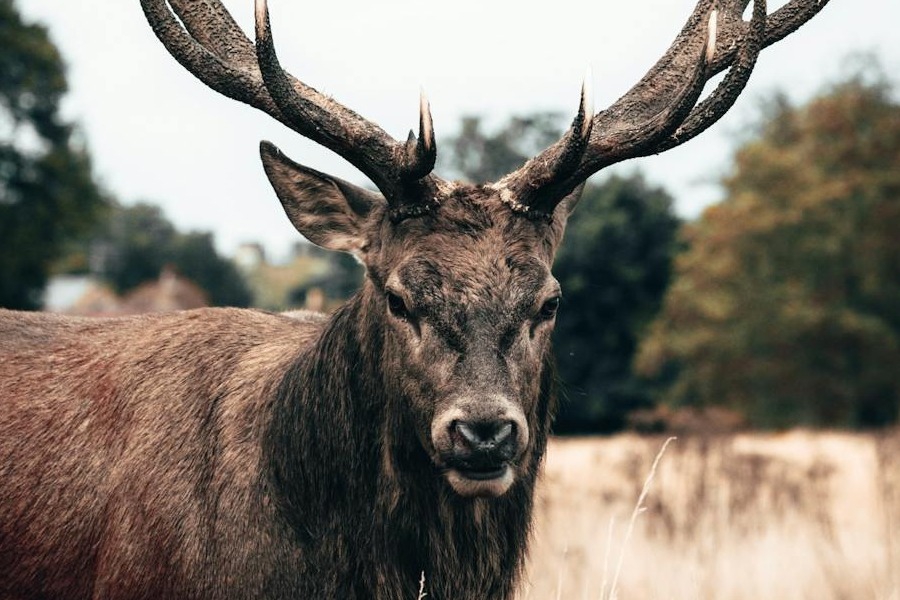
left=141, top=0, right=828, bottom=497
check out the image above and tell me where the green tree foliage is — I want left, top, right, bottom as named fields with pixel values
left=554, top=177, right=680, bottom=432
left=637, top=70, right=900, bottom=428
left=444, top=114, right=681, bottom=432
left=288, top=251, right=364, bottom=307
left=443, top=113, right=564, bottom=183
left=0, top=0, right=107, bottom=309
left=97, top=203, right=253, bottom=307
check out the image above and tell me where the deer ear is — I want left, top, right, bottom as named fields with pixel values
left=558, top=183, right=586, bottom=216
left=260, top=141, right=381, bottom=255
left=546, top=184, right=586, bottom=250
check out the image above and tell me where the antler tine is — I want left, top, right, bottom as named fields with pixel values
left=141, top=0, right=280, bottom=117
left=574, top=0, right=824, bottom=178
left=402, top=89, right=437, bottom=181
left=166, top=0, right=257, bottom=67
left=707, top=0, right=830, bottom=76
left=496, top=71, right=594, bottom=217
left=655, top=0, right=767, bottom=153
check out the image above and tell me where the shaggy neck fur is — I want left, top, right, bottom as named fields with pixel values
left=264, top=284, right=557, bottom=600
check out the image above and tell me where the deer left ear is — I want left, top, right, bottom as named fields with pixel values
left=260, top=141, right=381, bottom=256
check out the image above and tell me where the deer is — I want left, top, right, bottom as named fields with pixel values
left=0, top=0, right=829, bottom=598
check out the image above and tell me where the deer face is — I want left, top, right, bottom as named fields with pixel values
left=374, top=193, right=578, bottom=497
left=262, top=145, right=578, bottom=497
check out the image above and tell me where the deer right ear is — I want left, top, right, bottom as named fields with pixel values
left=260, top=141, right=381, bottom=256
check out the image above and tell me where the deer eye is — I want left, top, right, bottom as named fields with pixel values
left=538, top=296, right=560, bottom=320
left=386, top=292, right=410, bottom=320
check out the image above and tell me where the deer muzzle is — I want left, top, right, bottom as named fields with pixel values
left=431, top=395, right=529, bottom=498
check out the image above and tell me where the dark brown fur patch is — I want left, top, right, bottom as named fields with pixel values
left=0, top=183, right=566, bottom=600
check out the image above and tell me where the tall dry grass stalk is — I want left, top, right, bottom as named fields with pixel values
left=522, top=429, right=900, bottom=600
left=604, top=436, right=675, bottom=600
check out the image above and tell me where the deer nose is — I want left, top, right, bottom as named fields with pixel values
left=450, top=419, right=517, bottom=461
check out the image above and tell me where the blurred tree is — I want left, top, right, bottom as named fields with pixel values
left=554, top=177, right=680, bottom=432
left=171, top=231, right=253, bottom=307
left=96, top=202, right=252, bottom=307
left=636, top=67, right=900, bottom=428
left=443, top=112, right=564, bottom=182
left=444, top=114, right=681, bottom=432
left=98, top=203, right=176, bottom=293
left=288, top=251, right=363, bottom=308
left=0, top=0, right=108, bottom=309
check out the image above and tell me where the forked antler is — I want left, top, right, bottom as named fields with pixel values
left=141, top=0, right=829, bottom=221
left=140, top=0, right=437, bottom=216
left=495, top=0, right=830, bottom=217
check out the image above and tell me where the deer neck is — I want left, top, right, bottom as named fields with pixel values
left=264, top=287, right=552, bottom=598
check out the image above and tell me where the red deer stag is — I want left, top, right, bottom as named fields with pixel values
left=0, top=1, right=829, bottom=598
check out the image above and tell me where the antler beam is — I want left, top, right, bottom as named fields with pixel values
left=140, top=0, right=439, bottom=212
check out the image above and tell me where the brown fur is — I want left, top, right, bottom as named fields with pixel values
left=0, top=188, right=571, bottom=600
left=1, top=309, right=308, bottom=598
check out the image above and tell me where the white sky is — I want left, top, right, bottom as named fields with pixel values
left=16, top=0, right=900, bottom=260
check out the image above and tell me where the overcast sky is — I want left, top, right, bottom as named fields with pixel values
left=16, top=0, right=900, bottom=260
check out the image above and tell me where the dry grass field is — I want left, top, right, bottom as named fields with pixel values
left=522, top=430, right=900, bottom=600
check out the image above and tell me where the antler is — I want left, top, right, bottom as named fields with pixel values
left=494, top=0, right=830, bottom=218
left=142, top=0, right=829, bottom=222
left=140, top=0, right=438, bottom=214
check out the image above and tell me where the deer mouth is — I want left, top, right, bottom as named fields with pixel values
left=445, top=455, right=510, bottom=481
left=453, top=462, right=509, bottom=481
left=443, top=462, right=515, bottom=497
left=444, top=464, right=516, bottom=498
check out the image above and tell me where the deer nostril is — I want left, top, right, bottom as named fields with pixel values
left=454, top=421, right=480, bottom=447
left=492, top=422, right=513, bottom=445
left=451, top=420, right=517, bottom=454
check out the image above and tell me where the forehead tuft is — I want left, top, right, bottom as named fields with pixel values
left=370, top=184, right=562, bottom=296
left=392, top=184, right=554, bottom=246
left=395, top=235, right=551, bottom=305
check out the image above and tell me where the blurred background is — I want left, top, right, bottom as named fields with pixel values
left=4, top=1, right=900, bottom=597
left=2, top=0, right=899, bottom=436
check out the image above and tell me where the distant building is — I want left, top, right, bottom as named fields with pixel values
left=233, top=242, right=267, bottom=272
left=43, top=275, right=101, bottom=313
left=43, top=268, right=208, bottom=316
left=68, top=284, right=122, bottom=317
left=291, top=240, right=328, bottom=260
left=119, top=267, right=207, bottom=314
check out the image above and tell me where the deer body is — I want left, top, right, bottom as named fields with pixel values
left=0, top=0, right=829, bottom=597
left=1, top=308, right=316, bottom=599
left=0, top=289, right=547, bottom=599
